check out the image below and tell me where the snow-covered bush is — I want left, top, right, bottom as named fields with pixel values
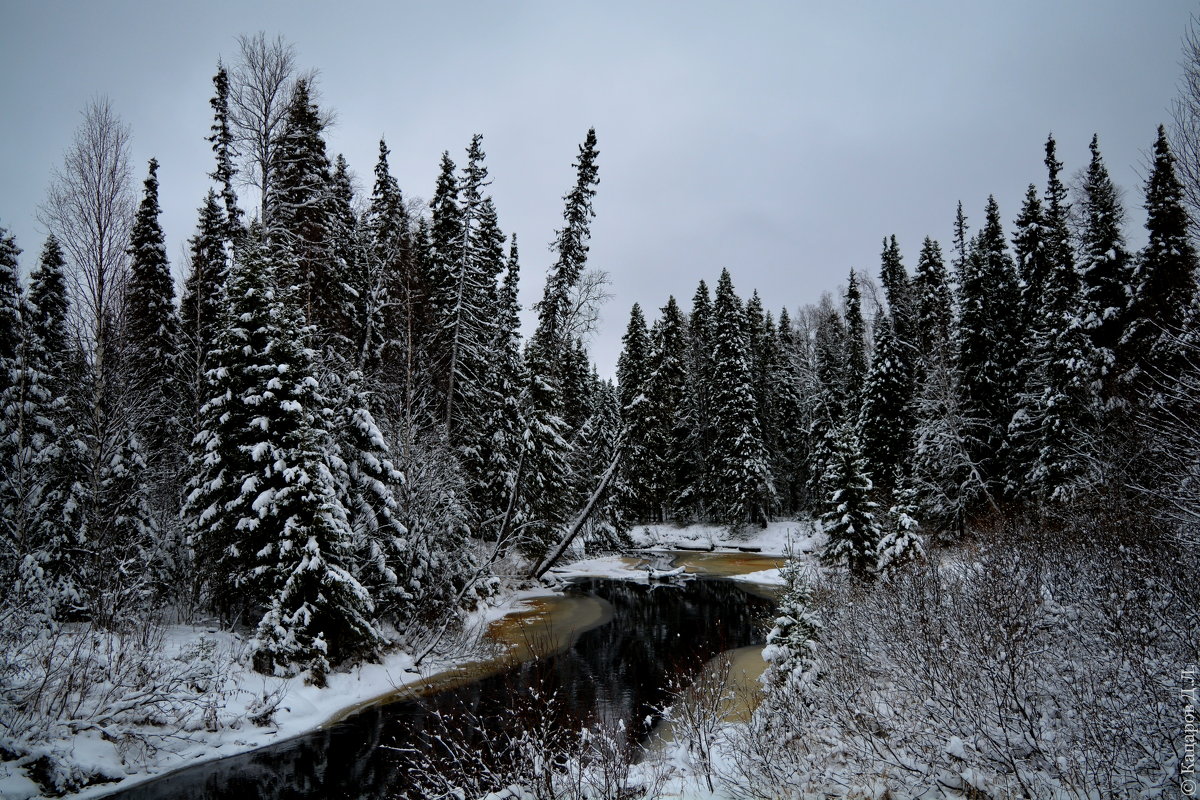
left=760, top=557, right=820, bottom=693
left=725, top=534, right=1197, bottom=798
left=0, top=612, right=249, bottom=794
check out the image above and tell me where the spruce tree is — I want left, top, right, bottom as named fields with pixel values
left=819, top=423, right=880, bottom=580
left=1012, top=184, right=1048, bottom=345
left=746, top=292, right=780, bottom=491
left=1011, top=139, right=1103, bottom=503
left=710, top=269, right=774, bottom=528
left=875, top=488, right=924, bottom=576
left=185, top=239, right=379, bottom=675
left=1124, top=126, right=1199, bottom=394
left=645, top=296, right=689, bottom=520
left=858, top=312, right=914, bottom=495
left=912, top=236, right=952, bottom=360
left=762, top=557, right=821, bottom=691
left=266, top=79, right=347, bottom=345
left=955, top=196, right=1020, bottom=485
left=879, top=235, right=914, bottom=352
left=521, top=129, right=600, bottom=555
left=125, top=158, right=180, bottom=455
left=0, top=236, right=77, bottom=616
left=772, top=307, right=809, bottom=514
left=573, top=376, right=628, bottom=550
left=329, top=371, right=415, bottom=625
left=365, top=139, right=417, bottom=408
left=184, top=237, right=280, bottom=622
left=952, top=201, right=970, bottom=274
left=27, top=236, right=70, bottom=367
left=615, top=303, right=653, bottom=521
left=208, top=62, right=243, bottom=243
left=426, top=151, right=463, bottom=380
left=0, top=225, right=25, bottom=587
left=180, top=192, right=227, bottom=430
left=678, top=280, right=715, bottom=518
left=0, top=226, right=20, bottom=392
left=807, top=299, right=849, bottom=505
left=1079, top=134, right=1134, bottom=373
left=477, top=235, right=526, bottom=537
left=844, top=269, right=867, bottom=406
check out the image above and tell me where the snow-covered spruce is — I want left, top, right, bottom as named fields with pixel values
left=184, top=239, right=382, bottom=683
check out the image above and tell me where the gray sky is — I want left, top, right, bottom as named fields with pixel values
left=0, top=1, right=1194, bottom=376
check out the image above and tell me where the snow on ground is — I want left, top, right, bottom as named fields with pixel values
left=3, top=523, right=821, bottom=800
left=553, top=519, right=822, bottom=590
left=629, top=518, right=822, bottom=557
left=0, top=588, right=567, bottom=800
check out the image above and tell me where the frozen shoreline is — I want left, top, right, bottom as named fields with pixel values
left=1, top=520, right=812, bottom=800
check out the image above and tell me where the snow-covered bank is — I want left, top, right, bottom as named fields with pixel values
left=2, top=522, right=815, bottom=800
left=0, top=585, right=609, bottom=800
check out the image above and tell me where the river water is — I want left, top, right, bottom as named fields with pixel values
left=108, top=568, right=776, bottom=800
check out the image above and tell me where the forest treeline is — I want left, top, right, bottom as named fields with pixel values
left=1, top=32, right=1198, bottom=691
left=614, top=126, right=1200, bottom=578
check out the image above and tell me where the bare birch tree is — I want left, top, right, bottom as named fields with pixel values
left=1171, top=16, right=1200, bottom=240
left=227, top=32, right=323, bottom=221
left=38, top=97, right=134, bottom=383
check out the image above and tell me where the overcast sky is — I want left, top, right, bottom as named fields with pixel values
left=0, top=1, right=1195, bottom=375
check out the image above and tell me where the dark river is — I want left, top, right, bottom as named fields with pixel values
left=107, top=576, right=772, bottom=800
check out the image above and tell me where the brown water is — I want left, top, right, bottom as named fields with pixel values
left=107, top=572, right=775, bottom=800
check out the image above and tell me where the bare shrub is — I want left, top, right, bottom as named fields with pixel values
left=724, top=535, right=1197, bottom=798
left=392, top=672, right=665, bottom=800
left=0, top=609, right=260, bottom=795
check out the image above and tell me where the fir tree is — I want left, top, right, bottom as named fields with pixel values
left=844, top=269, right=867, bottom=406
left=1079, top=134, right=1133, bottom=373
left=678, top=280, right=715, bottom=518
left=761, top=557, right=821, bottom=691
left=819, top=424, right=880, bottom=580
left=266, top=79, right=348, bottom=344
left=710, top=269, right=774, bottom=528
left=208, top=62, right=243, bottom=243
left=644, top=296, right=689, bottom=520
left=858, top=312, right=914, bottom=495
left=521, top=129, right=600, bottom=555
left=180, top=192, right=227, bottom=429
left=615, top=303, right=653, bottom=521
left=125, top=158, right=180, bottom=454
left=912, top=236, right=952, bottom=360
left=879, top=235, right=914, bottom=353
left=955, top=196, right=1020, bottom=485
left=1124, top=126, right=1199, bottom=393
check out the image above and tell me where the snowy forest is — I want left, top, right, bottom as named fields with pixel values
left=2, top=27, right=1199, bottom=800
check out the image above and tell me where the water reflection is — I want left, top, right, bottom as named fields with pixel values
left=109, top=578, right=771, bottom=800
